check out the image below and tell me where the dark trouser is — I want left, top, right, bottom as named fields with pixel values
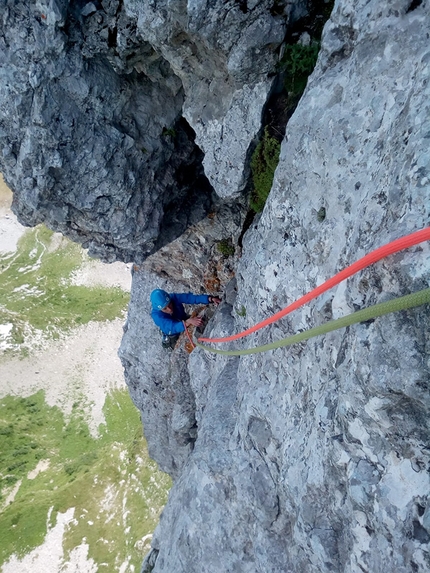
left=161, top=333, right=180, bottom=349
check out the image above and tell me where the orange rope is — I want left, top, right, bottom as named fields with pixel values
left=183, top=321, right=196, bottom=350
left=198, top=227, right=430, bottom=344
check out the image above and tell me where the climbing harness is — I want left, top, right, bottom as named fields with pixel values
left=194, top=227, right=430, bottom=355
left=196, top=288, right=430, bottom=356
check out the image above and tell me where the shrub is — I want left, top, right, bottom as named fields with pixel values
left=249, top=128, right=281, bottom=212
left=0, top=426, right=13, bottom=436
left=217, top=239, right=235, bottom=257
left=64, top=451, right=97, bottom=476
left=7, top=461, right=27, bottom=472
left=161, top=127, right=176, bottom=139
left=281, top=43, right=320, bottom=98
left=12, top=447, right=30, bottom=457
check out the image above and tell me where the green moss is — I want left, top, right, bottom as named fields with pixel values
left=161, top=127, right=176, bottom=139
left=217, top=238, right=235, bottom=257
left=0, top=389, right=171, bottom=571
left=317, top=206, right=326, bottom=222
left=249, top=127, right=281, bottom=213
left=248, top=42, right=320, bottom=214
left=236, top=305, right=246, bottom=317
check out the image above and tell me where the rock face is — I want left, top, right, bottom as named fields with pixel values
left=2, top=0, right=430, bottom=572
left=122, top=1, right=430, bottom=572
left=140, top=196, right=246, bottom=292
left=120, top=270, right=200, bottom=479
left=0, top=0, right=290, bottom=263
left=124, top=0, right=287, bottom=197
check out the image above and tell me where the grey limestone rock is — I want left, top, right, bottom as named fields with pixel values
left=0, top=0, right=292, bottom=262
left=119, top=267, right=220, bottom=479
left=0, top=0, right=198, bottom=262
left=140, top=196, right=247, bottom=292
left=119, top=269, right=198, bottom=479
left=124, top=1, right=430, bottom=572
left=2, top=0, right=430, bottom=571
left=124, top=0, right=287, bottom=196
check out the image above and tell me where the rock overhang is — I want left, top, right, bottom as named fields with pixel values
left=0, top=0, right=293, bottom=262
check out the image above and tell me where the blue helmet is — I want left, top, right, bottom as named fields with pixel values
left=150, top=289, right=171, bottom=310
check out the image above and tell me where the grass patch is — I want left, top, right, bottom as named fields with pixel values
left=248, top=43, right=319, bottom=214
left=0, top=389, right=171, bottom=571
left=249, top=127, right=282, bottom=213
left=216, top=238, right=235, bottom=257
left=0, top=225, right=129, bottom=350
left=161, top=127, right=176, bottom=139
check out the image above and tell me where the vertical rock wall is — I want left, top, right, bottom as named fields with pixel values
left=127, top=1, right=430, bottom=572
left=124, top=0, right=287, bottom=196
left=0, top=0, right=191, bottom=262
left=2, top=0, right=429, bottom=571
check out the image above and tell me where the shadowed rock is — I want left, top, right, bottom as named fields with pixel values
left=0, top=0, right=291, bottom=262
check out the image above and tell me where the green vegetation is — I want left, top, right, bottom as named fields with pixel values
left=0, top=225, right=129, bottom=351
left=0, top=205, right=169, bottom=570
left=161, top=127, right=176, bottom=139
left=281, top=42, right=320, bottom=101
left=248, top=41, right=320, bottom=214
left=236, top=305, right=246, bottom=318
left=249, top=128, right=282, bottom=213
left=217, top=238, right=235, bottom=257
left=0, top=389, right=171, bottom=570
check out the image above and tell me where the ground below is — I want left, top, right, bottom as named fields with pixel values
left=0, top=179, right=171, bottom=573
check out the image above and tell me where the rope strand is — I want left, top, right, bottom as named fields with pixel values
left=198, top=227, right=430, bottom=344
left=196, top=288, right=430, bottom=356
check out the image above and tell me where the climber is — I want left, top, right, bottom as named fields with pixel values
left=150, top=289, right=221, bottom=349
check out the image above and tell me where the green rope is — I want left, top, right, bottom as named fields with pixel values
left=196, top=288, right=430, bottom=356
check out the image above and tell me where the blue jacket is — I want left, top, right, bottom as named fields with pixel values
left=151, top=292, right=210, bottom=335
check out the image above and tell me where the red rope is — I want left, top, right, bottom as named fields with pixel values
left=198, top=227, right=430, bottom=344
